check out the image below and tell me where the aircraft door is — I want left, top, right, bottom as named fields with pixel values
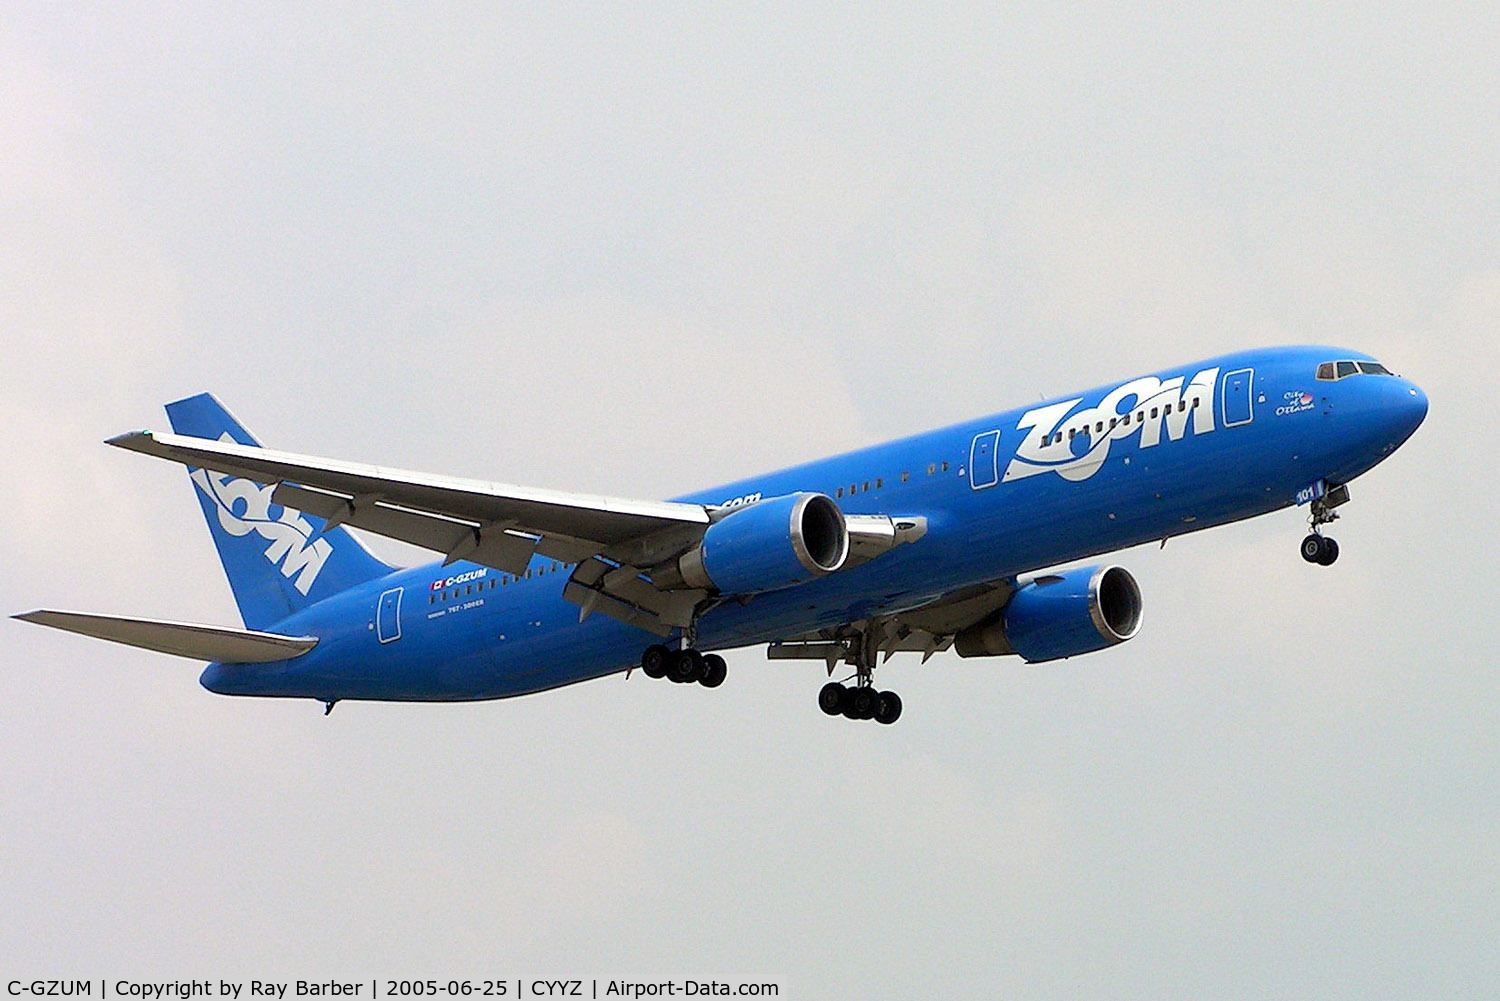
left=377, top=587, right=403, bottom=644
left=970, top=430, right=1001, bottom=490
left=1222, top=368, right=1255, bottom=427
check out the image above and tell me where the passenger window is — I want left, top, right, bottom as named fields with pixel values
left=1336, top=360, right=1358, bottom=378
left=551, top=562, right=559, bottom=573
left=1108, top=418, right=1117, bottom=430
left=941, top=461, right=949, bottom=472
left=900, top=471, right=910, bottom=483
left=1150, top=407, right=1159, bottom=419
left=928, top=464, right=936, bottom=475
left=836, top=487, right=843, bottom=498
left=1164, top=403, right=1173, bottom=415
left=1067, top=428, right=1076, bottom=440
left=875, top=478, right=883, bottom=489
left=1094, top=422, right=1103, bottom=433
left=1136, top=410, right=1144, bottom=421
left=863, top=481, right=870, bottom=492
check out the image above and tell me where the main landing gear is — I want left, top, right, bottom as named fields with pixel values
left=639, top=643, right=727, bottom=688
left=817, top=626, right=903, bottom=725
left=819, top=681, right=902, bottom=725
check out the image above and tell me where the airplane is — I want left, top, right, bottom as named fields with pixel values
left=16, top=346, right=1427, bottom=723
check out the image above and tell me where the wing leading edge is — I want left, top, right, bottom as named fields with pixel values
left=108, top=429, right=711, bottom=572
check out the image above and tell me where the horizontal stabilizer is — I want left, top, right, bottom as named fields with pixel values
left=14, top=610, right=319, bottom=663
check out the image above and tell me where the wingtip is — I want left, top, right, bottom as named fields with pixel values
left=104, top=430, right=152, bottom=449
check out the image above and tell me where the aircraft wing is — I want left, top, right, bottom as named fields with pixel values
left=109, top=429, right=924, bottom=638
left=110, top=429, right=723, bottom=635
left=108, top=430, right=711, bottom=573
left=14, top=610, right=318, bottom=663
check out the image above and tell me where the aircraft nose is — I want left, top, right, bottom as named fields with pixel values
left=1373, top=376, right=1427, bottom=452
left=1398, top=379, right=1428, bottom=437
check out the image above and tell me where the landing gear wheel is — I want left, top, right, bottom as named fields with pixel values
left=641, top=644, right=671, bottom=679
left=874, top=690, right=903, bottom=725
left=818, top=682, right=846, bottom=716
left=1317, top=536, right=1340, bottom=565
left=850, top=686, right=880, bottom=720
left=667, top=648, right=704, bottom=684
left=699, top=653, right=727, bottom=688
left=1301, top=534, right=1325, bottom=563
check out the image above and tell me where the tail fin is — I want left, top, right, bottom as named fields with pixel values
left=166, top=393, right=394, bottom=630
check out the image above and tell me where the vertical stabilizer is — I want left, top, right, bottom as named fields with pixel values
left=165, top=393, right=394, bottom=630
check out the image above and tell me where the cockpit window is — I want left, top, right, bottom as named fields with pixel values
left=1318, top=358, right=1394, bottom=381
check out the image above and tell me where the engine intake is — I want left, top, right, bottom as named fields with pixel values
left=955, top=565, right=1143, bottom=663
left=665, top=492, right=849, bottom=595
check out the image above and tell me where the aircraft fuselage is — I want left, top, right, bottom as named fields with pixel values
left=199, top=345, right=1428, bottom=703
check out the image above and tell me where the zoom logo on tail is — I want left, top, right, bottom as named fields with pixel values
left=1004, top=367, right=1221, bottom=483
left=187, top=437, right=331, bottom=595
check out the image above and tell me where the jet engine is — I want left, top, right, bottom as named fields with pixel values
left=955, top=565, right=1142, bottom=663
left=658, top=492, right=849, bottom=595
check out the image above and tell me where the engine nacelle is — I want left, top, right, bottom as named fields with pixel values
left=668, top=492, right=849, bottom=595
left=955, top=565, right=1143, bottom=663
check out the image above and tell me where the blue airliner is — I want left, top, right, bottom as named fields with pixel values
left=17, top=346, right=1426, bottom=723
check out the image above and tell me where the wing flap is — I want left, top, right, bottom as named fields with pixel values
left=272, top=482, right=539, bottom=574
left=15, top=610, right=319, bottom=663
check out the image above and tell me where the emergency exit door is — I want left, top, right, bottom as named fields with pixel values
left=377, top=587, right=403, bottom=644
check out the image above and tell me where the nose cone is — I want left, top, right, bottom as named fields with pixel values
left=1393, top=378, right=1428, bottom=444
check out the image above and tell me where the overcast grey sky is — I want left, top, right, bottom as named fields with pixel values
left=2, top=4, right=1496, bottom=998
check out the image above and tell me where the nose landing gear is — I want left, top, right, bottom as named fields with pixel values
left=1300, top=487, right=1346, bottom=566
